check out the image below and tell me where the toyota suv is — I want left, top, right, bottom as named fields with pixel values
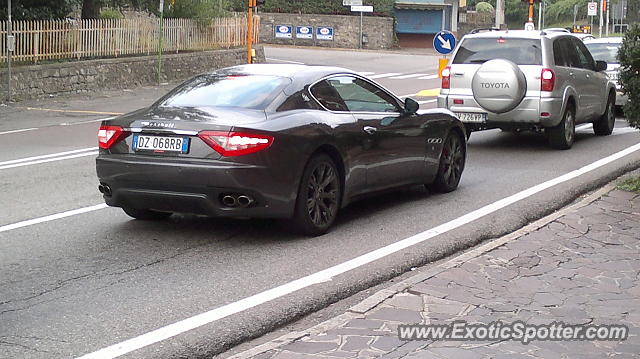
left=437, top=30, right=617, bottom=149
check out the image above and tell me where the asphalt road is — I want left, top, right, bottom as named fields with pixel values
left=1, top=46, right=639, bottom=359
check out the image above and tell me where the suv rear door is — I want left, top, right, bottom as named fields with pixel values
left=447, top=36, right=543, bottom=110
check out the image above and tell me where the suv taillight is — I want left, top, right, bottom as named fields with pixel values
left=541, top=68, right=555, bottom=92
left=441, top=66, right=451, bottom=89
left=98, top=125, right=127, bottom=149
left=198, top=131, right=274, bottom=156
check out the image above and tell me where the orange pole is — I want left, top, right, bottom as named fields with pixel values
left=247, top=0, right=254, bottom=64
left=528, top=0, right=534, bottom=22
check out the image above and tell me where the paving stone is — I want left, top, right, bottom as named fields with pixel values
left=386, top=294, right=423, bottom=311
left=272, top=351, right=327, bottom=359
left=367, top=307, right=423, bottom=323
left=281, top=341, right=340, bottom=355
left=340, top=336, right=373, bottom=352
left=370, top=336, right=404, bottom=352
left=427, top=347, right=487, bottom=359
left=408, top=283, right=448, bottom=298
left=344, top=319, right=385, bottom=330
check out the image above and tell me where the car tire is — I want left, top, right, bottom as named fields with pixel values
left=427, top=131, right=465, bottom=193
left=547, top=104, right=575, bottom=150
left=122, top=207, right=172, bottom=220
left=593, top=93, right=615, bottom=136
left=463, top=124, right=472, bottom=140
left=289, top=154, right=342, bottom=236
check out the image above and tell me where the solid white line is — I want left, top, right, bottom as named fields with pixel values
left=265, top=58, right=305, bottom=65
left=357, top=71, right=375, bottom=76
left=576, top=123, right=593, bottom=130
left=418, top=99, right=438, bottom=105
left=389, top=73, right=429, bottom=80
left=62, top=117, right=115, bottom=126
left=77, top=142, right=640, bottom=359
left=0, top=128, right=38, bottom=135
left=0, top=148, right=97, bottom=167
left=398, top=93, right=418, bottom=99
left=418, top=75, right=439, bottom=80
left=0, top=151, right=98, bottom=170
left=0, top=204, right=108, bottom=233
left=368, top=73, right=403, bottom=79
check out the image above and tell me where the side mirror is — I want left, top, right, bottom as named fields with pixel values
left=404, top=98, right=419, bottom=114
left=595, top=60, right=608, bottom=72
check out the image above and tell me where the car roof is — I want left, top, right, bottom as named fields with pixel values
left=584, top=37, right=623, bottom=44
left=212, top=64, right=355, bottom=81
left=463, top=30, right=568, bottom=40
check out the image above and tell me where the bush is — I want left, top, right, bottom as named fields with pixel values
left=99, top=8, right=124, bottom=19
left=618, top=24, right=640, bottom=128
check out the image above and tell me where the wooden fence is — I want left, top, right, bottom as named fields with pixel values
left=0, top=16, right=260, bottom=64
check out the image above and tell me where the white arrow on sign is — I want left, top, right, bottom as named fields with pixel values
left=437, top=35, right=452, bottom=50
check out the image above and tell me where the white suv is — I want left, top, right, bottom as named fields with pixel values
left=437, top=30, right=617, bottom=149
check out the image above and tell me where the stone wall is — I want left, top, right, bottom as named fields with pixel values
left=0, top=47, right=265, bottom=101
left=258, top=13, right=395, bottom=49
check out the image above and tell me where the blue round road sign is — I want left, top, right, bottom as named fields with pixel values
left=433, top=31, right=457, bottom=55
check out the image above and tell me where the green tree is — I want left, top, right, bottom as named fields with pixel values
left=0, top=0, right=77, bottom=20
left=229, top=0, right=396, bottom=17
left=618, top=24, right=640, bottom=128
left=476, top=1, right=495, bottom=12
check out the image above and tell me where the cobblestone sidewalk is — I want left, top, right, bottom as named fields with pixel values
left=232, top=186, right=640, bottom=359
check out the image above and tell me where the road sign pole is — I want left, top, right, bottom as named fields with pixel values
left=599, top=0, right=603, bottom=37
left=359, top=11, right=363, bottom=49
left=247, top=0, right=254, bottom=64
left=158, top=0, right=164, bottom=84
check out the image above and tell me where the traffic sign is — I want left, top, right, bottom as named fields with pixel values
left=524, top=22, right=535, bottom=31
left=351, top=5, right=373, bottom=12
left=343, top=0, right=362, bottom=5
left=588, top=2, right=598, bottom=16
left=433, top=30, right=456, bottom=55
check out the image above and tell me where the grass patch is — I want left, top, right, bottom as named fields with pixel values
left=617, top=176, right=640, bottom=193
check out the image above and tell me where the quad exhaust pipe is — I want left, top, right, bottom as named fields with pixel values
left=221, top=194, right=255, bottom=208
left=98, top=184, right=112, bottom=196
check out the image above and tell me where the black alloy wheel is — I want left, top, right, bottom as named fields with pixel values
left=427, top=131, right=465, bottom=193
left=291, top=154, right=341, bottom=236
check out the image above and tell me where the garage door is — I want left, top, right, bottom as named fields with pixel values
left=395, top=9, right=443, bottom=34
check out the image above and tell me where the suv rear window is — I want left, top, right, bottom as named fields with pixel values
left=453, top=38, right=543, bottom=65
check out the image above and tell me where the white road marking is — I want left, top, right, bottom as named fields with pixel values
left=368, top=72, right=403, bottom=79
left=0, top=128, right=38, bottom=135
left=389, top=73, right=430, bottom=80
left=357, top=71, right=376, bottom=76
left=0, top=204, right=108, bottom=233
left=418, top=74, right=439, bottom=80
left=77, top=142, right=640, bottom=359
left=418, top=99, right=438, bottom=105
left=61, top=117, right=115, bottom=126
left=398, top=93, right=418, bottom=99
left=265, top=58, right=305, bottom=64
left=0, top=148, right=98, bottom=170
left=576, top=123, right=593, bottom=130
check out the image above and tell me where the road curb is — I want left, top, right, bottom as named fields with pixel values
left=226, top=181, right=618, bottom=359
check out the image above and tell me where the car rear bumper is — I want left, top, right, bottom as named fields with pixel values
left=96, top=155, right=298, bottom=218
left=437, top=95, right=563, bottom=128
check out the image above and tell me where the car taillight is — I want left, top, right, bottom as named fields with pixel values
left=541, top=68, right=555, bottom=92
left=198, top=131, right=274, bottom=156
left=98, top=125, right=127, bottom=149
left=441, top=66, right=451, bottom=89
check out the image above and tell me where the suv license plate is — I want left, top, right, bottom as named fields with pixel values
left=455, top=112, right=487, bottom=123
left=133, top=135, right=189, bottom=153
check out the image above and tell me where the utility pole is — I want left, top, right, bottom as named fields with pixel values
left=495, top=0, right=505, bottom=28
left=247, top=0, right=254, bottom=64
left=6, top=0, right=12, bottom=102
left=606, top=0, right=609, bottom=36
left=599, top=0, right=604, bottom=37
left=538, top=1, right=543, bottom=31
left=573, top=4, right=578, bottom=26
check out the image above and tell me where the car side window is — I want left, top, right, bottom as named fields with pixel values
left=277, top=90, right=320, bottom=112
left=325, top=76, right=401, bottom=113
left=562, top=38, right=582, bottom=68
left=573, top=39, right=596, bottom=70
left=310, top=80, right=349, bottom=111
left=553, top=39, right=569, bottom=67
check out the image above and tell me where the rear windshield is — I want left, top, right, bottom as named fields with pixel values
left=159, top=75, right=290, bottom=110
left=585, top=43, right=620, bottom=64
left=453, top=38, right=543, bottom=65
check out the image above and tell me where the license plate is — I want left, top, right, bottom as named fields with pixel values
left=455, top=112, right=487, bottom=123
left=133, top=135, right=189, bottom=153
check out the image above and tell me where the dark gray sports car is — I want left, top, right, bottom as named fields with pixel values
left=96, top=64, right=466, bottom=236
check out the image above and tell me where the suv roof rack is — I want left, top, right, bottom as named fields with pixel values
left=469, top=27, right=503, bottom=34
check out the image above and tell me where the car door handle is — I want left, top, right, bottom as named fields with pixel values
left=363, top=126, right=377, bottom=135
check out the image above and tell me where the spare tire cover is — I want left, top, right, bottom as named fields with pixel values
left=472, top=59, right=527, bottom=114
